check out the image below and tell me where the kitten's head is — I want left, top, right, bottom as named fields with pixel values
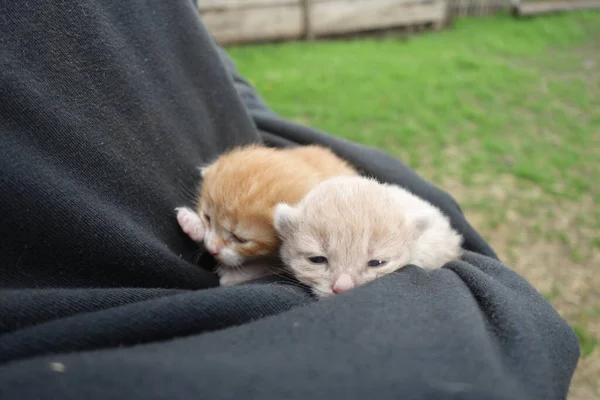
left=197, top=169, right=278, bottom=267
left=196, top=145, right=320, bottom=267
left=274, top=176, right=436, bottom=298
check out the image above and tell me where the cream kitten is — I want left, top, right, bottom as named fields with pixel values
left=176, top=144, right=357, bottom=286
left=273, top=176, right=463, bottom=298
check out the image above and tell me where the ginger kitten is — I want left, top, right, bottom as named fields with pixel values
left=176, top=144, right=357, bottom=286
left=273, top=175, right=463, bottom=298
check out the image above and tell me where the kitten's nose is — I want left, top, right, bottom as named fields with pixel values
left=206, top=244, right=221, bottom=256
left=332, top=273, right=355, bottom=294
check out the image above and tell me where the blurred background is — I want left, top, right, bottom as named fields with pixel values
left=199, top=1, right=599, bottom=398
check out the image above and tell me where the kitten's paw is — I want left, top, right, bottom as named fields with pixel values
left=175, top=207, right=205, bottom=242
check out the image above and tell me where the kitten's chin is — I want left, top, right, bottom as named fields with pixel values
left=215, top=249, right=244, bottom=267
left=290, top=273, right=335, bottom=299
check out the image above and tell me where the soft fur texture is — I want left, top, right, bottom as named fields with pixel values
left=176, top=144, right=357, bottom=286
left=274, top=176, right=463, bottom=298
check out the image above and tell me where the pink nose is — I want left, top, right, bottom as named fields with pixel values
left=207, top=246, right=221, bottom=256
left=332, top=273, right=355, bottom=294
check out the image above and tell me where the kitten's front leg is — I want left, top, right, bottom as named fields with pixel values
left=175, top=207, right=205, bottom=242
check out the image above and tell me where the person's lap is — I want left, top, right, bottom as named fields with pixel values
left=0, top=2, right=578, bottom=399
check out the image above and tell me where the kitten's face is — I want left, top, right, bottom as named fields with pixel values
left=276, top=219, right=414, bottom=298
left=274, top=178, right=426, bottom=298
left=197, top=196, right=278, bottom=267
left=197, top=165, right=280, bottom=267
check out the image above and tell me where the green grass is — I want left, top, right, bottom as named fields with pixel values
left=228, top=12, right=599, bottom=201
left=574, top=325, right=599, bottom=357
left=227, top=13, right=600, bottom=397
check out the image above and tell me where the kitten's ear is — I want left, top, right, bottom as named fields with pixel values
left=412, top=208, right=437, bottom=233
left=273, top=203, right=298, bottom=237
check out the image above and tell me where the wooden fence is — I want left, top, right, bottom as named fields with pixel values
left=197, top=0, right=600, bottom=44
left=447, top=0, right=510, bottom=17
left=513, top=0, right=600, bottom=16
left=198, top=0, right=448, bottom=44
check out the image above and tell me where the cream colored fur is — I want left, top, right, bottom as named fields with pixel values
left=274, top=176, right=463, bottom=298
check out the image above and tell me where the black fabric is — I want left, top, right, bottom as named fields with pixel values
left=0, top=1, right=578, bottom=400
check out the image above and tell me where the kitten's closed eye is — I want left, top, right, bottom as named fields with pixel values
left=367, top=260, right=387, bottom=267
left=203, top=214, right=211, bottom=224
left=231, top=233, right=248, bottom=244
left=308, top=256, right=328, bottom=264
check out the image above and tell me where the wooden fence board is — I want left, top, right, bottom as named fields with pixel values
left=447, top=0, right=510, bottom=16
left=514, top=0, right=600, bottom=15
left=199, top=0, right=298, bottom=12
left=310, top=0, right=447, bottom=36
left=200, top=3, right=303, bottom=44
left=199, top=0, right=448, bottom=44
